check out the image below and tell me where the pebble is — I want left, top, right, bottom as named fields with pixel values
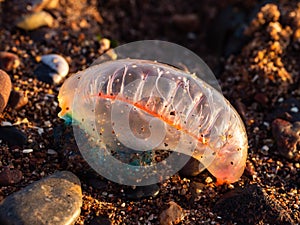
left=0, top=167, right=23, bottom=186
left=213, top=184, right=295, bottom=225
left=16, top=11, right=54, bottom=31
left=159, top=201, right=185, bottom=225
left=272, top=118, right=300, bottom=161
left=244, top=160, right=257, bottom=179
left=124, top=184, right=160, bottom=200
left=8, top=90, right=28, bottom=109
left=34, top=54, right=69, bottom=84
left=0, top=126, right=27, bottom=147
left=0, top=171, right=82, bottom=225
left=179, top=157, right=203, bottom=177
left=254, top=92, right=269, bottom=105
left=0, top=52, right=20, bottom=71
left=47, top=149, right=57, bottom=155
left=171, top=13, right=200, bottom=32
left=1, top=121, right=12, bottom=126
left=22, top=149, right=33, bottom=154
left=89, top=216, right=112, bottom=225
left=0, top=70, right=12, bottom=113
left=205, top=176, right=213, bottom=184
left=189, top=181, right=205, bottom=201
left=99, top=38, right=111, bottom=52
left=31, top=0, right=60, bottom=12
left=290, top=106, right=299, bottom=113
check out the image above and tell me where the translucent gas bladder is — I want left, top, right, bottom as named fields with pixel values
left=58, top=58, right=248, bottom=186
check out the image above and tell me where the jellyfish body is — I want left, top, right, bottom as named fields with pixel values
left=58, top=59, right=248, bottom=185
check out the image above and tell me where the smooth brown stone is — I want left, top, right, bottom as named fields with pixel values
left=0, top=52, right=20, bottom=71
left=0, top=70, right=12, bottom=113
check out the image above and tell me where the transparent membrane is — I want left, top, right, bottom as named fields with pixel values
left=58, top=41, right=248, bottom=186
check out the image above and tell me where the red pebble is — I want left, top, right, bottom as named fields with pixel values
left=0, top=167, right=23, bottom=186
left=0, top=51, right=20, bottom=71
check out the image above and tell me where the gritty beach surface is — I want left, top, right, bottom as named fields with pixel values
left=0, top=0, right=299, bottom=224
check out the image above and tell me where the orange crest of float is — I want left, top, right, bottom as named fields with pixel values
left=58, top=41, right=248, bottom=186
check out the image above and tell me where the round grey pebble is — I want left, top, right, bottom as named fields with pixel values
left=0, top=171, right=82, bottom=225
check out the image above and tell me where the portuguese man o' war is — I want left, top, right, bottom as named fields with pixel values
left=58, top=42, right=248, bottom=186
